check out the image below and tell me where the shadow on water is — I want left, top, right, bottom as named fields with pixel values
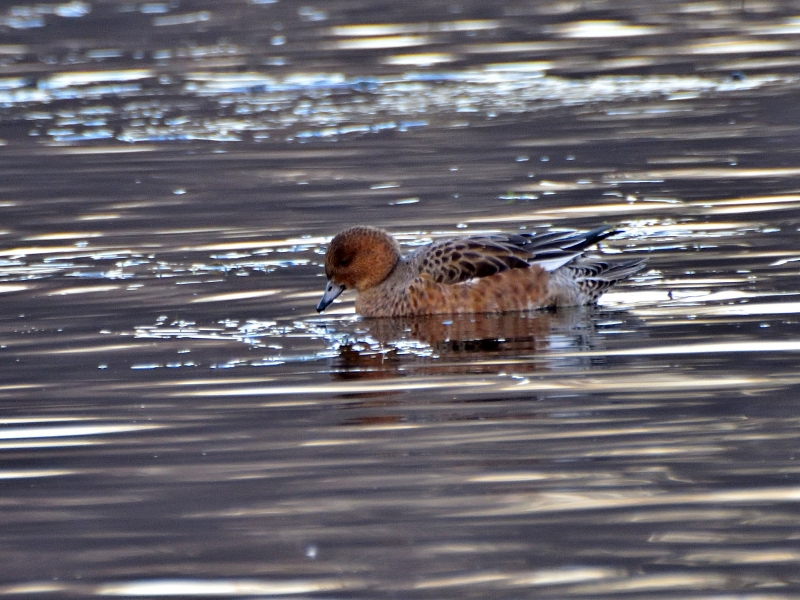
left=2, top=0, right=800, bottom=596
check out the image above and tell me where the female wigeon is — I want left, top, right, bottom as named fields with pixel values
left=316, top=225, right=644, bottom=317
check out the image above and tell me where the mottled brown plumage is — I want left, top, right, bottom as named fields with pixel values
left=316, top=225, right=644, bottom=317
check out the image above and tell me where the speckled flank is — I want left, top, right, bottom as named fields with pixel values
left=319, top=226, right=644, bottom=317
left=356, top=267, right=551, bottom=317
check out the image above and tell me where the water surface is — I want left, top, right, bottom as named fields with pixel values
left=2, top=0, right=800, bottom=596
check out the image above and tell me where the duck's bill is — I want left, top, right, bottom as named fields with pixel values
left=316, top=280, right=345, bottom=313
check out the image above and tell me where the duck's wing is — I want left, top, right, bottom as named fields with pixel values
left=413, top=237, right=531, bottom=284
left=413, top=226, right=619, bottom=285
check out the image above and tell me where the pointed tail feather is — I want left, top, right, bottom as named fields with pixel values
left=566, top=259, right=647, bottom=302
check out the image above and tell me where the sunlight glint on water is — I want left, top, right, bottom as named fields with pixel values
left=0, top=1, right=800, bottom=597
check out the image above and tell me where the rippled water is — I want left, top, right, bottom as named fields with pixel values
left=2, top=0, right=800, bottom=597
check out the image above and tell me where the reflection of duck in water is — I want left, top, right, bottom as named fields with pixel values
left=329, top=308, right=627, bottom=388
left=317, top=225, right=644, bottom=317
left=332, top=308, right=594, bottom=366
left=362, top=309, right=584, bottom=350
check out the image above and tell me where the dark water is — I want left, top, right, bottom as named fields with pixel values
left=2, top=0, right=800, bottom=597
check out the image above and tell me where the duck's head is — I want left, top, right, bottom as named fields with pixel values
left=316, top=226, right=401, bottom=313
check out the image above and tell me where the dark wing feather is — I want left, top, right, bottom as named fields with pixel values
left=505, top=226, right=619, bottom=263
left=412, top=226, right=620, bottom=285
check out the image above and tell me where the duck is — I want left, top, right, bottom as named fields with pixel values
left=316, top=225, right=644, bottom=317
